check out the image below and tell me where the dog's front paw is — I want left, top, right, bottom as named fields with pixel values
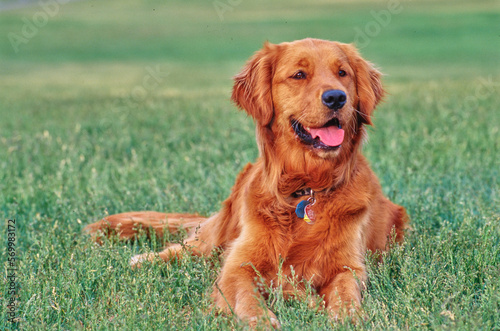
left=247, top=310, right=281, bottom=329
left=129, top=253, right=155, bottom=268
left=327, top=303, right=361, bottom=325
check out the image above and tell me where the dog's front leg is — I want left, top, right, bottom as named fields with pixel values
left=319, top=267, right=366, bottom=320
left=211, top=248, right=280, bottom=328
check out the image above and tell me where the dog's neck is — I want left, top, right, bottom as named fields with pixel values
left=255, top=125, right=364, bottom=203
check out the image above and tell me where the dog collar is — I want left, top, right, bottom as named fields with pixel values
left=294, top=189, right=316, bottom=224
left=292, top=187, right=313, bottom=198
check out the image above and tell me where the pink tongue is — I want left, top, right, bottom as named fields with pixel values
left=309, top=126, right=345, bottom=147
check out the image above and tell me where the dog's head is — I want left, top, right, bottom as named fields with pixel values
left=232, top=38, right=384, bottom=162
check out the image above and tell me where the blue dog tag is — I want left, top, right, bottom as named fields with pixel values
left=295, top=200, right=310, bottom=219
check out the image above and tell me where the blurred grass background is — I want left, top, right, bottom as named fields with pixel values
left=0, top=0, right=499, bottom=329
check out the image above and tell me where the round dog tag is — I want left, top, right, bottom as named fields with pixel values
left=304, top=204, right=316, bottom=224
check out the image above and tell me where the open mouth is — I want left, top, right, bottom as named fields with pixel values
left=291, top=117, right=345, bottom=150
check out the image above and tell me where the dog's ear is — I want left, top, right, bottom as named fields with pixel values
left=231, top=42, right=279, bottom=127
left=340, top=44, right=384, bottom=126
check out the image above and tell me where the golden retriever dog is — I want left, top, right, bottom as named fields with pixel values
left=85, top=38, right=409, bottom=327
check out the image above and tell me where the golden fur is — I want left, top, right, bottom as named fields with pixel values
left=85, top=38, right=409, bottom=327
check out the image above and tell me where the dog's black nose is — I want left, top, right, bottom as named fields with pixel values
left=322, top=89, right=346, bottom=110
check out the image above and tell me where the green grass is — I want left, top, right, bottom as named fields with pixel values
left=1, top=0, right=499, bottom=329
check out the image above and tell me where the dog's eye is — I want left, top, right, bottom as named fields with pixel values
left=338, top=70, right=347, bottom=77
left=291, top=71, right=307, bottom=80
